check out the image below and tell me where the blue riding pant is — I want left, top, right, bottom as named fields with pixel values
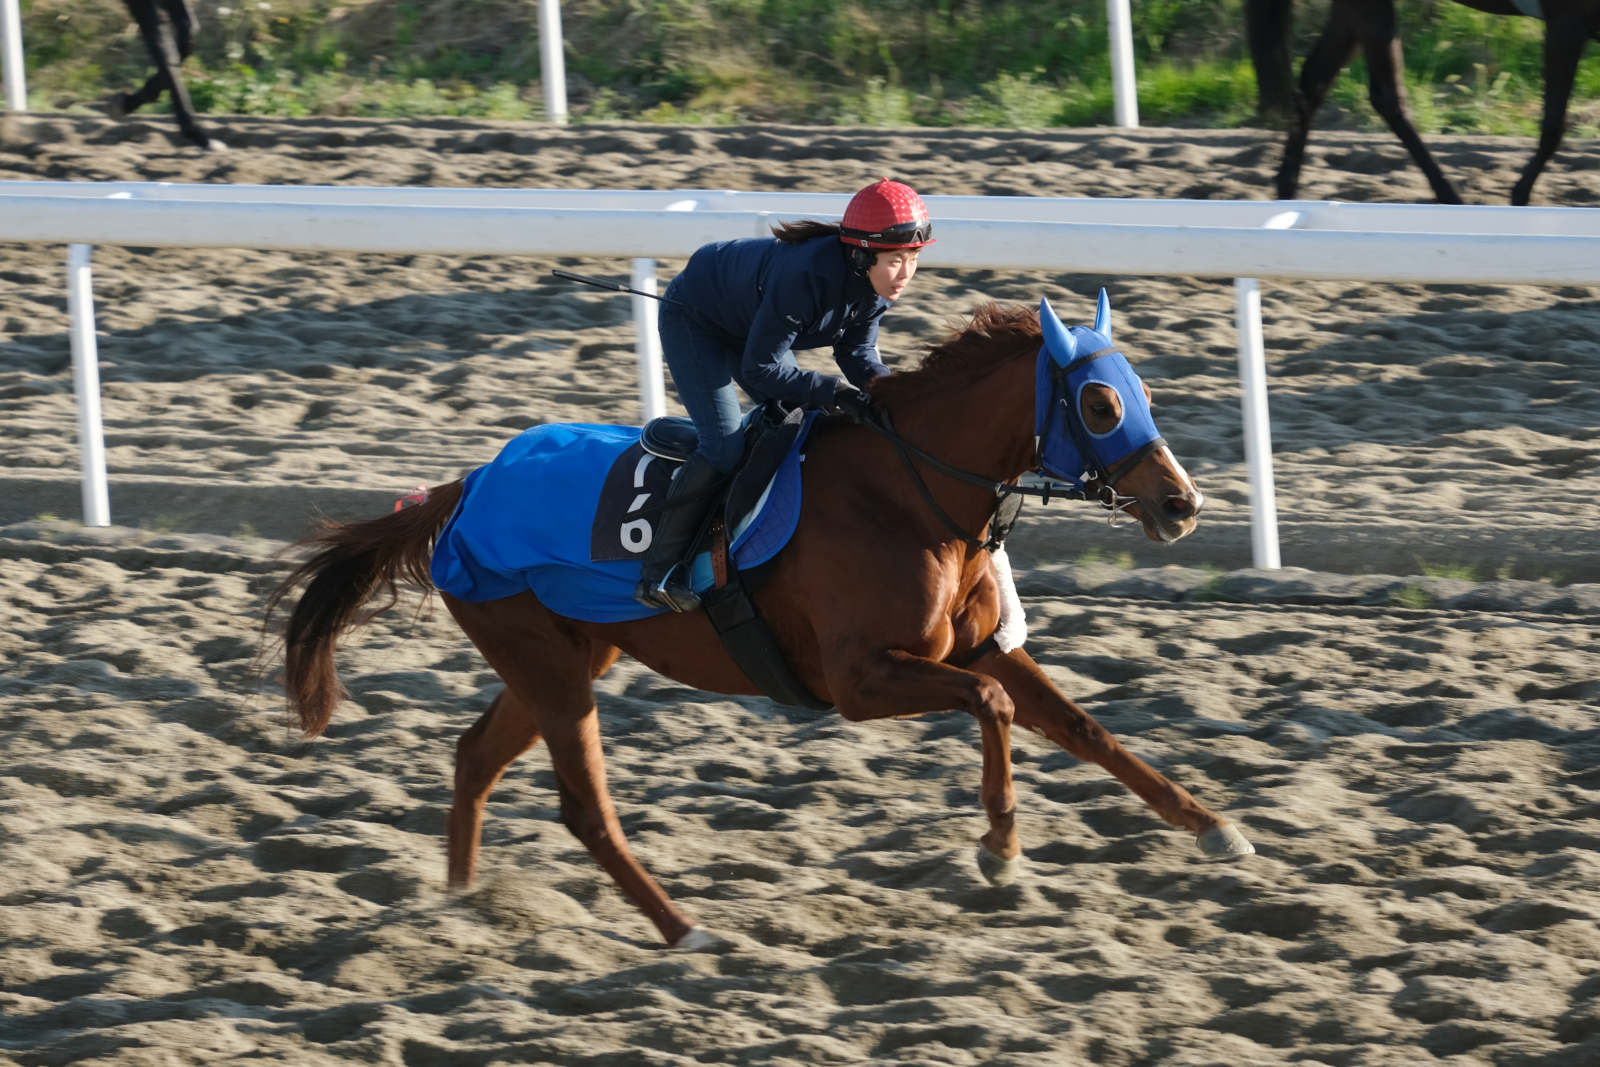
left=657, top=302, right=747, bottom=474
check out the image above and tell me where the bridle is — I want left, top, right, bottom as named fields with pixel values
left=855, top=343, right=1166, bottom=554
left=1036, top=344, right=1169, bottom=529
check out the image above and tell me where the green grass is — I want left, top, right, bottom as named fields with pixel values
left=1389, top=584, right=1434, bottom=609
left=16, top=0, right=1594, bottom=132
left=1075, top=547, right=1135, bottom=570
left=1415, top=558, right=1480, bottom=582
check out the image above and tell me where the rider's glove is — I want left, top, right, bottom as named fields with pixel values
left=827, top=380, right=878, bottom=424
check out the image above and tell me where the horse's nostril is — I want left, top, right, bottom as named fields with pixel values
left=1164, top=494, right=1197, bottom=520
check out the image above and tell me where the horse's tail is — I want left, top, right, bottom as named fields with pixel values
left=265, top=480, right=464, bottom=738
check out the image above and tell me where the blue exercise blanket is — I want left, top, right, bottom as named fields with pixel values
left=431, top=419, right=813, bottom=622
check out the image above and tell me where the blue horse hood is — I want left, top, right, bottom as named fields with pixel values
left=1034, top=292, right=1163, bottom=485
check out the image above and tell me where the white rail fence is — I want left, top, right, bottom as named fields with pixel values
left=3, top=181, right=1599, bottom=567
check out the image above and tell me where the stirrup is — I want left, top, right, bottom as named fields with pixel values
left=636, top=569, right=701, bottom=614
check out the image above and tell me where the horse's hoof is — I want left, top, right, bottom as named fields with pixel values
left=106, top=93, right=129, bottom=120
left=976, top=843, right=1023, bottom=886
left=206, top=139, right=229, bottom=153
left=672, top=926, right=721, bottom=951
left=1197, top=822, right=1255, bottom=860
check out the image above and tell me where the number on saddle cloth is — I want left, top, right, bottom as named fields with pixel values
left=587, top=404, right=811, bottom=566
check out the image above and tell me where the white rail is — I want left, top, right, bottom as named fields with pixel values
left=4, top=196, right=1599, bottom=283
left=4, top=182, right=1598, bottom=569
left=9, top=181, right=1598, bottom=235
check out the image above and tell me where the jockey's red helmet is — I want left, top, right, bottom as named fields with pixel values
left=839, top=178, right=935, bottom=251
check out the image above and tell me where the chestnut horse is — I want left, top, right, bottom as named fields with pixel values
left=267, top=295, right=1254, bottom=949
left=1248, top=0, right=1600, bottom=204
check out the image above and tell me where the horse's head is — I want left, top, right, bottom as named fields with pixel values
left=1036, top=291, right=1204, bottom=543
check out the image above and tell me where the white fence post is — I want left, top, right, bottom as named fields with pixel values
left=1, top=0, right=25, bottom=113
left=537, top=0, right=568, bottom=125
left=1232, top=210, right=1302, bottom=569
left=627, top=198, right=702, bottom=422
left=630, top=259, right=665, bottom=422
left=67, top=245, right=110, bottom=527
left=1107, top=0, right=1139, bottom=128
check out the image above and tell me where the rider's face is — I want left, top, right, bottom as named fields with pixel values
left=868, top=249, right=920, bottom=302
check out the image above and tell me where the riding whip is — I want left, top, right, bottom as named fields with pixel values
left=550, top=269, right=691, bottom=308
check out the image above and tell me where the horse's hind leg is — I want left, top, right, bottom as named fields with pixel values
left=121, top=0, right=217, bottom=149
left=1360, top=15, right=1460, bottom=204
left=110, top=71, right=169, bottom=118
left=443, top=592, right=702, bottom=948
left=448, top=642, right=622, bottom=886
left=1276, top=3, right=1360, bottom=199
left=448, top=688, right=543, bottom=888
left=979, top=647, right=1254, bottom=860
left=1512, top=21, right=1588, bottom=206
left=543, top=704, right=706, bottom=947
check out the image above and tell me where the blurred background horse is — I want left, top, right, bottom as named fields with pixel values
left=1247, top=0, right=1600, bottom=203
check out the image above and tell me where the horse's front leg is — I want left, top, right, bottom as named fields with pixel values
left=832, top=650, right=1022, bottom=880
left=978, top=646, right=1254, bottom=860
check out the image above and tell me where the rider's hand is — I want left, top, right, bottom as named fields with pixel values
left=827, top=380, right=878, bottom=424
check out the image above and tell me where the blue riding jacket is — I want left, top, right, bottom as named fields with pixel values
left=662, top=235, right=893, bottom=409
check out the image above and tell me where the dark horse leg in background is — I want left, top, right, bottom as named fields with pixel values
left=1512, top=3, right=1599, bottom=205
left=1245, top=0, right=1296, bottom=127
left=1277, top=0, right=1463, bottom=203
left=109, top=0, right=222, bottom=150
left=1276, top=0, right=1600, bottom=205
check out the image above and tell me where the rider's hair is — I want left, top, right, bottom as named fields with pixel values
left=771, top=219, right=877, bottom=276
left=771, top=219, right=841, bottom=244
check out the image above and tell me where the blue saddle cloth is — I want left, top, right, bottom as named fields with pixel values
left=431, top=416, right=816, bottom=622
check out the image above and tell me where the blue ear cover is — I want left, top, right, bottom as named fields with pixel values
left=1038, top=296, right=1077, bottom=367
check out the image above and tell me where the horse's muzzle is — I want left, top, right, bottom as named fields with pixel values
left=1149, top=486, right=1204, bottom=543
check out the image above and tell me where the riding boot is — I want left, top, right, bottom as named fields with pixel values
left=634, top=454, right=723, bottom=613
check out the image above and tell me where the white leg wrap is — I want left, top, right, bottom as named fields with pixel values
left=991, top=545, right=1027, bottom=653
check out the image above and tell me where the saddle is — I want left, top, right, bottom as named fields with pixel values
left=637, top=403, right=831, bottom=711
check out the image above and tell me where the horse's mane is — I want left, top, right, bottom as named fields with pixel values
left=873, top=302, right=1041, bottom=403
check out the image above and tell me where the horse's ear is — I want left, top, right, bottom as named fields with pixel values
left=1038, top=296, right=1079, bottom=366
left=1094, top=288, right=1112, bottom=340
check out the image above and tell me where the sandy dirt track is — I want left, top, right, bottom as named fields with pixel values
left=1, top=113, right=1598, bottom=1066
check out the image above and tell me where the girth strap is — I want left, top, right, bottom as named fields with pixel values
left=701, top=555, right=832, bottom=710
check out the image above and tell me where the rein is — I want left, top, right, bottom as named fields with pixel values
left=858, top=411, right=1098, bottom=554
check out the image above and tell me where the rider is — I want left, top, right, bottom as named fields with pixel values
left=635, top=177, right=935, bottom=613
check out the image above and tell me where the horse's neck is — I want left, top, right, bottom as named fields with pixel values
left=882, top=354, right=1037, bottom=530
